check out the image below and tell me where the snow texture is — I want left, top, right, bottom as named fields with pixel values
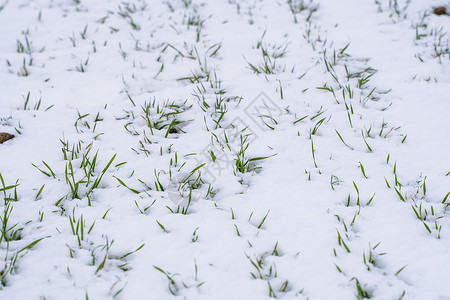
left=0, top=0, right=449, bottom=299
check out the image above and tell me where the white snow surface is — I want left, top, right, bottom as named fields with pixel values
left=0, top=0, right=449, bottom=299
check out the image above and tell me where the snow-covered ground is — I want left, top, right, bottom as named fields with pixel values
left=0, top=0, right=449, bottom=299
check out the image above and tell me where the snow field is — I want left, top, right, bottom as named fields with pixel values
left=0, top=0, right=450, bottom=299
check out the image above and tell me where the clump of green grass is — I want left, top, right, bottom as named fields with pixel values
left=287, top=0, right=319, bottom=23
left=153, top=262, right=205, bottom=296
left=0, top=173, right=47, bottom=288
left=33, top=139, right=116, bottom=206
left=245, top=32, right=289, bottom=75
left=122, top=98, right=192, bottom=142
left=234, top=134, right=274, bottom=174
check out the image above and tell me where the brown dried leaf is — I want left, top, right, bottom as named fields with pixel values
left=0, top=133, right=15, bottom=144
left=433, top=7, right=447, bottom=16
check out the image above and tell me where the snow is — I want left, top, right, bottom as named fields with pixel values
left=0, top=0, right=449, bottom=299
